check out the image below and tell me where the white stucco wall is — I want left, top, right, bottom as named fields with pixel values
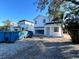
left=44, top=24, right=63, bottom=37
left=34, top=15, right=63, bottom=37
left=34, top=15, right=49, bottom=35
left=34, top=15, right=49, bottom=27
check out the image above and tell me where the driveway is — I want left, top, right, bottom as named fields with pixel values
left=0, top=34, right=79, bottom=59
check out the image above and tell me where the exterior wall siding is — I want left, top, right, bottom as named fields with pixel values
left=34, top=15, right=49, bottom=27
left=34, top=15, right=48, bottom=35
left=44, top=24, right=63, bottom=37
left=34, top=15, right=63, bottom=37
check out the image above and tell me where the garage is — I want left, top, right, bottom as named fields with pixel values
left=35, top=30, right=44, bottom=35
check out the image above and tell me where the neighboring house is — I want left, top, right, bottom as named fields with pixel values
left=10, top=22, right=20, bottom=31
left=34, top=15, right=63, bottom=37
left=18, top=20, right=34, bottom=32
left=10, top=26, right=20, bottom=31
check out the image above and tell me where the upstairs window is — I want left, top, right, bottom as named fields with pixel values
left=35, top=21, right=37, bottom=24
left=54, top=27, right=59, bottom=32
left=43, top=19, right=46, bottom=23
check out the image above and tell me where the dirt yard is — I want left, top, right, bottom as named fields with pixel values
left=20, top=34, right=71, bottom=42
left=1, top=34, right=79, bottom=59
left=46, top=34, right=71, bottom=42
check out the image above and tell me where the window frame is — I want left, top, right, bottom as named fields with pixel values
left=35, top=21, right=37, bottom=24
left=43, top=19, right=46, bottom=23
left=54, top=27, right=59, bottom=32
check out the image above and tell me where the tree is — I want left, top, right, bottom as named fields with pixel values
left=36, top=0, right=79, bottom=43
left=37, top=0, right=63, bottom=18
left=36, top=0, right=79, bottom=19
left=2, top=20, right=12, bottom=30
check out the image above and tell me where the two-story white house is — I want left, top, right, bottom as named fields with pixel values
left=18, top=20, right=34, bottom=32
left=34, top=15, right=49, bottom=35
left=34, top=15, right=63, bottom=37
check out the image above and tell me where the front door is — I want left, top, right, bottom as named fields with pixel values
left=46, top=27, right=50, bottom=36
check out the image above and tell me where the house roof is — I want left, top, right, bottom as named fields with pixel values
left=18, top=19, right=34, bottom=23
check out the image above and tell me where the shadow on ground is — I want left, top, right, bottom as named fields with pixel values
left=43, top=41, right=79, bottom=59
left=6, top=39, right=79, bottom=59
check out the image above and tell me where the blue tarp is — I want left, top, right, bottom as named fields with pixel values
left=19, top=31, right=28, bottom=39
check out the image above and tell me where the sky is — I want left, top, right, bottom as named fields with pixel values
left=0, top=0, right=48, bottom=25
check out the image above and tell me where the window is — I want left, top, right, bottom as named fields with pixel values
left=54, top=27, right=59, bottom=32
left=22, top=28, right=24, bottom=31
left=43, top=19, right=46, bottom=23
left=35, top=21, right=37, bottom=24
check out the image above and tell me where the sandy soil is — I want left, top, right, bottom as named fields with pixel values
left=46, top=34, right=71, bottom=42
left=1, top=34, right=79, bottom=59
left=14, top=34, right=79, bottom=59
left=20, top=34, right=71, bottom=42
